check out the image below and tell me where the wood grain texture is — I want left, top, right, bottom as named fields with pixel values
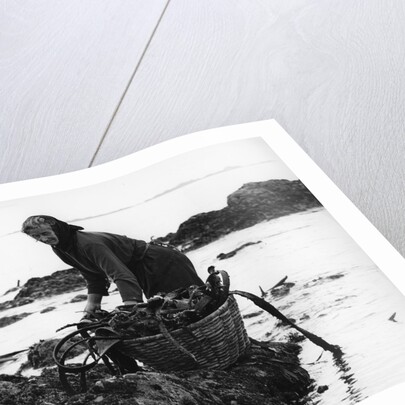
left=92, top=0, right=405, bottom=256
left=0, top=0, right=167, bottom=182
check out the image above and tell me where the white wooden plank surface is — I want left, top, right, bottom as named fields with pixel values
left=0, top=0, right=167, bottom=182
left=92, top=0, right=405, bottom=256
left=1, top=0, right=405, bottom=256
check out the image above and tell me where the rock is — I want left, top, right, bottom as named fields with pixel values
left=179, top=394, right=197, bottom=405
left=156, top=180, right=321, bottom=251
left=70, top=294, right=87, bottom=303
left=0, top=380, right=21, bottom=396
left=94, top=381, right=105, bottom=390
left=91, top=376, right=137, bottom=393
left=0, top=312, right=32, bottom=328
left=317, top=385, right=329, bottom=394
left=287, top=333, right=307, bottom=344
left=327, top=274, right=344, bottom=280
left=0, top=375, right=45, bottom=405
left=25, top=337, right=86, bottom=369
left=26, top=339, right=59, bottom=369
left=242, top=310, right=264, bottom=319
left=0, top=298, right=35, bottom=312
left=18, top=297, right=35, bottom=306
left=0, top=269, right=86, bottom=312
left=0, top=301, right=14, bottom=311
left=14, top=268, right=86, bottom=301
left=40, top=306, right=56, bottom=314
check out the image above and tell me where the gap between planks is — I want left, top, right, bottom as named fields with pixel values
left=88, top=0, right=172, bottom=168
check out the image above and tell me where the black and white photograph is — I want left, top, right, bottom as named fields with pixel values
left=1, top=132, right=405, bottom=405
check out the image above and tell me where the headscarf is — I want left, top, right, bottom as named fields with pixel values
left=22, top=215, right=84, bottom=250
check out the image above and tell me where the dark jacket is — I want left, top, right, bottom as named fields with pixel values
left=52, top=231, right=203, bottom=302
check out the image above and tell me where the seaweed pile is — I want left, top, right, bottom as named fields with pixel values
left=108, top=270, right=228, bottom=338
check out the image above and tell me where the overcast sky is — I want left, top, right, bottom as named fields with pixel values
left=0, top=138, right=297, bottom=293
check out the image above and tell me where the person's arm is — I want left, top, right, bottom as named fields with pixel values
left=52, top=246, right=110, bottom=298
left=84, top=293, right=103, bottom=314
left=83, top=244, right=144, bottom=303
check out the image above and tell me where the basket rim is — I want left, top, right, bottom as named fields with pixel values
left=119, top=294, right=237, bottom=344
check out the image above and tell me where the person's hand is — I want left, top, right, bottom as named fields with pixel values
left=79, top=308, right=110, bottom=325
left=84, top=302, right=101, bottom=315
left=79, top=311, right=97, bottom=324
left=79, top=294, right=104, bottom=324
left=84, top=293, right=103, bottom=315
left=79, top=302, right=102, bottom=324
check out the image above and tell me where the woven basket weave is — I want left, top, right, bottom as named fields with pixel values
left=116, top=295, right=250, bottom=371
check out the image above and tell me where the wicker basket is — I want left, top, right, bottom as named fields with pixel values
left=116, top=295, right=250, bottom=371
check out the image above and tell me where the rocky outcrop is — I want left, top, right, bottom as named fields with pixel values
left=0, top=269, right=86, bottom=312
left=26, top=339, right=60, bottom=369
left=157, top=179, right=321, bottom=251
left=0, top=313, right=32, bottom=328
left=69, top=294, right=87, bottom=303
left=0, top=341, right=313, bottom=405
left=0, top=297, right=34, bottom=312
left=14, top=269, right=86, bottom=301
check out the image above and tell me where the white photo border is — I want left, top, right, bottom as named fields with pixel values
left=1, top=119, right=404, bottom=404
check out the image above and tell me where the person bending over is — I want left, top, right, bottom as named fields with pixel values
left=22, top=215, right=203, bottom=316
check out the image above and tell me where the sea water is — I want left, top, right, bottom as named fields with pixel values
left=187, top=208, right=405, bottom=404
left=1, top=208, right=405, bottom=404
